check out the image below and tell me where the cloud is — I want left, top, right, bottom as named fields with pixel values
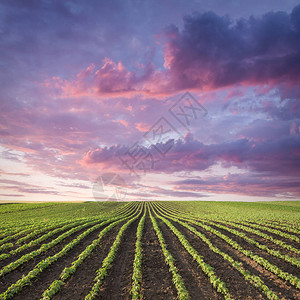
left=150, top=185, right=209, bottom=198
left=94, top=59, right=154, bottom=95
left=174, top=172, right=300, bottom=198
left=51, top=60, right=155, bottom=97
left=82, top=131, right=300, bottom=184
left=124, top=182, right=209, bottom=200
left=261, top=98, right=300, bottom=121
left=82, top=129, right=300, bottom=198
left=0, top=178, right=60, bottom=195
left=0, top=194, right=24, bottom=198
left=58, top=182, right=90, bottom=189
left=44, top=4, right=300, bottom=97
left=45, top=59, right=165, bottom=97
left=162, top=5, right=300, bottom=91
left=0, top=169, right=29, bottom=176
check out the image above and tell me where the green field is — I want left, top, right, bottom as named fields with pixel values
left=0, top=201, right=299, bottom=299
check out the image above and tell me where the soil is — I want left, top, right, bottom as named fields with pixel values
left=96, top=219, right=138, bottom=299
left=140, top=212, right=177, bottom=300
left=53, top=224, right=122, bottom=300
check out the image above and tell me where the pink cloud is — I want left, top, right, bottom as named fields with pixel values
left=42, top=2, right=300, bottom=99
left=135, top=122, right=150, bottom=132
left=81, top=131, right=300, bottom=198
left=82, top=132, right=300, bottom=177
left=45, top=58, right=159, bottom=98
left=0, top=169, right=29, bottom=176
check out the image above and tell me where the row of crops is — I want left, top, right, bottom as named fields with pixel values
left=0, top=201, right=299, bottom=299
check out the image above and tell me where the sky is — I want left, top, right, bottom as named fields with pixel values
left=0, top=0, right=300, bottom=202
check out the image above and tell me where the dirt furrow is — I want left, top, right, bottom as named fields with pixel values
left=52, top=224, right=122, bottom=300
left=96, top=218, right=138, bottom=299
left=140, top=213, right=177, bottom=300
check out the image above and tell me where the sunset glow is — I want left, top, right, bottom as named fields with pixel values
left=1, top=1, right=300, bottom=202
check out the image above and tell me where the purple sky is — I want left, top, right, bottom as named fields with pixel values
left=1, top=0, right=300, bottom=202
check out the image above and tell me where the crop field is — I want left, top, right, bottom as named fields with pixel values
left=0, top=201, right=299, bottom=300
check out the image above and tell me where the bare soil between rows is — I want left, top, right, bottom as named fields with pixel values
left=140, top=212, right=177, bottom=300
left=96, top=218, right=138, bottom=299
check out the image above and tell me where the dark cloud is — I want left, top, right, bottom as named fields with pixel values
left=82, top=130, right=300, bottom=198
left=262, top=98, right=300, bottom=120
left=150, top=186, right=208, bottom=198
left=44, top=4, right=300, bottom=96
left=125, top=183, right=209, bottom=199
left=163, top=4, right=300, bottom=91
left=174, top=173, right=300, bottom=198
left=83, top=132, right=300, bottom=177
